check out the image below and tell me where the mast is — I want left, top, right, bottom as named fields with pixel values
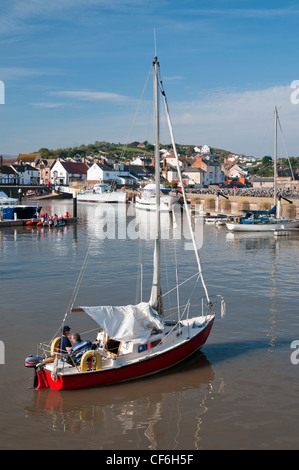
left=149, top=56, right=163, bottom=315
left=274, top=106, right=278, bottom=207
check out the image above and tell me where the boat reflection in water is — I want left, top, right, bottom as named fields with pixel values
left=25, top=352, right=220, bottom=449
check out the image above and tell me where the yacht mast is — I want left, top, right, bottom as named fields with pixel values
left=149, top=56, right=163, bottom=315
left=274, top=106, right=278, bottom=207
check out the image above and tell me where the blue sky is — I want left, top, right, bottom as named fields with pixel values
left=1, top=0, right=299, bottom=157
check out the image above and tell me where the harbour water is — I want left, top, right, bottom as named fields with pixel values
left=0, top=200, right=299, bottom=450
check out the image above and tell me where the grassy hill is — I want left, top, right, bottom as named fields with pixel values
left=36, top=141, right=234, bottom=163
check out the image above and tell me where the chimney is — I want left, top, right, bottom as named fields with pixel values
left=151, top=157, right=155, bottom=167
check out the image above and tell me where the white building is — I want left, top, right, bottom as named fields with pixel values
left=0, top=165, right=19, bottom=184
left=87, top=162, right=116, bottom=182
left=51, top=161, right=88, bottom=185
left=11, top=164, right=40, bottom=185
left=201, top=145, right=211, bottom=154
left=88, top=162, right=138, bottom=186
left=182, top=168, right=205, bottom=186
left=191, top=157, right=225, bottom=186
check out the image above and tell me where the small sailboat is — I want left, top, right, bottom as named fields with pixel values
left=25, top=55, right=222, bottom=391
left=226, top=107, right=299, bottom=232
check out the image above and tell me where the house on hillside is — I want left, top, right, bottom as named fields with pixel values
left=201, top=145, right=211, bottom=155
left=131, top=156, right=154, bottom=166
left=224, top=163, right=247, bottom=179
left=17, top=153, right=41, bottom=167
left=50, top=161, right=88, bottom=185
left=192, top=156, right=224, bottom=186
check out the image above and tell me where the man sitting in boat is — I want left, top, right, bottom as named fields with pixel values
left=61, top=325, right=72, bottom=353
left=67, top=333, right=98, bottom=366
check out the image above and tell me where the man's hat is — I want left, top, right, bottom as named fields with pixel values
left=61, top=325, right=71, bottom=333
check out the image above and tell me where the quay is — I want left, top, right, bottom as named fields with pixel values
left=187, top=193, right=299, bottom=219
left=274, top=228, right=299, bottom=237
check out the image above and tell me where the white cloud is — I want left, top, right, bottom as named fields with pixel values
left=31, top=102, right=66, bottom=108
left=164, top=84, right=299, bottom=156
left=51, top=90, right=130, bottom=103
left=182, top=7, right=299, bottom=19
left=0, top=67, right=45, bottom=80
left=0, top=67, right=64, bottom=80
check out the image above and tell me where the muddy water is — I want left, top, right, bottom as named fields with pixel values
left=0, top=200, right=299, bottom=450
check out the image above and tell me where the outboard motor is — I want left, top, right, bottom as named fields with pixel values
left=25, top=355, right=43, bottom=388
left=25, top=355, right=43, bottom=368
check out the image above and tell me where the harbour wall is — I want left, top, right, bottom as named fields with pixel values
left=187, top=194, right=299, bottom=218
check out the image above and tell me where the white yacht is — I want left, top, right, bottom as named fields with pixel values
left=135, top=184, right=179, bottom=212
left=77, top=184, right=127, bottom=204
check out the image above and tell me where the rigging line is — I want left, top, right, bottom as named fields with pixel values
left=174, top=247, right=180, bottom=320
left=158, top=78, right=211, bottom=305
left=277, top=116, right=295, bottom=181
left=181, top=273, right=201, bottom=319
left=162, top=271, right=200, bottom=297
left=162, top=239, right=172, bottom=314
left=51, top=240, right=94, bottom=342
left=255, top=117, right=272, bottom=160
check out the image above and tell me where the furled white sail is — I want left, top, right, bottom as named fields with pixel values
left=80, top=302, right=164, bottom=343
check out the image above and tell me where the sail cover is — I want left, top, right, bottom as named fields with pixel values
left=80, top=302, right=164, bottom=343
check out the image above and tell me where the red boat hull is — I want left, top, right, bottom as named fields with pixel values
left=36, top=319, right=214, bottom=391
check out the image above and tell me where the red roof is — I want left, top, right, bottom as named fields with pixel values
left=60, top=162, right=88, bottom=174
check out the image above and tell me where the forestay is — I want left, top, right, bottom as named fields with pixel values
left=80, top=302, right=164, bottom=343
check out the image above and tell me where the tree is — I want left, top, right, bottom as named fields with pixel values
left=38, top=148, right=51, bottom=158
left=262, top=155, right=272, bottom=165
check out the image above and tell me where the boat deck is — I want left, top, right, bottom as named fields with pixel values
left=44, top=315, right=214, bottom=377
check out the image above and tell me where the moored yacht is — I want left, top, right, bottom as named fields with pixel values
left=77, top=184, right=127, bottom=203
left=135, top=184, right=179, bottom=212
